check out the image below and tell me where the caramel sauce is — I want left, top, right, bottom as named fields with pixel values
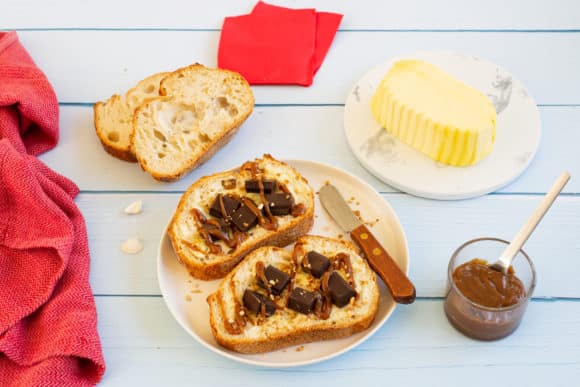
left=452, top=259, right=526, bottom=308
left=191, top=208, right=241, bottom=251
left=314, top=271, right=332, bottom=320
left=333, top=253, right=355, bottom=286
left=255, top=261, right=270, bottom=296
left=291, top=203, right=306, bottom=217
left=191, top=209, right=222, bottom=254
left=258, top=178, right=279, bottom=229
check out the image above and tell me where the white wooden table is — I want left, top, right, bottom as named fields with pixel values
left=3, top=1, right=579, bottom=385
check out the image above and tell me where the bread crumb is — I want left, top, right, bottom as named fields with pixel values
left=185, top=295, right=192, bottom=302
left=295, top=345, right=305, bottom=352
left=120, top=238, right=143, bottom=254
left=124, top=200, right=143, bottom=214
left=190, top=289, right=202, bottom=294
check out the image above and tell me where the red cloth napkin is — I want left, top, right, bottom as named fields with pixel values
left=218, top=1, right=342, bottom=86
left=0, top=31, right=105, bottom=386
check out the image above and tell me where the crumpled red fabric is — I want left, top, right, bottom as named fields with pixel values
left=218, top=1, right=343, bottom=86
left=0, top=31, right=105, bottom=386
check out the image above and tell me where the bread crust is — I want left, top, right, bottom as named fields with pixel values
left=209, top=295, right=376, bottom=354
left=93, top=72, right=170, bottom=163
left=93, top=100, right=138, bottom=162
left=207, top=236, right=380, bottom=353
left=168, top=155, right=314, bottom=280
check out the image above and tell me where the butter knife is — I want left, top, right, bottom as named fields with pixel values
left=319, top=184, right=416, bottom=304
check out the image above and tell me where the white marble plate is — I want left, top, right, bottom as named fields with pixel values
left=157, top=159, right=409, bottom=367
left=344, top=51, right=541, bottom=200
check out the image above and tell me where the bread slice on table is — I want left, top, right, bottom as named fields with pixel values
left=168, top=155, right=314, bottom=280
left=207, top=235, right=380, bottom=354
left=131, top=64, right=254, bottom=181
left=93, top=72, right=168, bottom=162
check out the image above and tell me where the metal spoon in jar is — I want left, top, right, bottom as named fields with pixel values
left=489, top=172, right=571, bottom=274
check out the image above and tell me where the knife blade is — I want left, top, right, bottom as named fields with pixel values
left=319, top=184, right=416, bottom=304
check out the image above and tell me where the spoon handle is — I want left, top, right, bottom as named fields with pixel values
left=497, top=172, right=571, bottom=268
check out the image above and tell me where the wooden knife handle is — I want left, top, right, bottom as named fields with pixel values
left=351, top=224, right=416, bottom=304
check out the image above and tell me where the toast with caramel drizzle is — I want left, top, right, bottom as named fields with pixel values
left=168, top=155, right=314, bottom=279
left=207, top=235, right=379, bottom=354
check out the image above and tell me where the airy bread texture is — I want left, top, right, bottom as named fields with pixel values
left=93, top=72, right=168, bottom=162
left=168, top=155, right=314, bottom=280
left=207, top=235, right=380, bottom=354
left=132, top=64, right=254, bottom=181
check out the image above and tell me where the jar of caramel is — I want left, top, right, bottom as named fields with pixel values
left=444, top=237, right=536, bottom=340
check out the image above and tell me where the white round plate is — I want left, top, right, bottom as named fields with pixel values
left=157, top=159, right=409, bottom=367
left=344, top=51, right=541, bottom=200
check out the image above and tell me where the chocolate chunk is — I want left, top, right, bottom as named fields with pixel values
left=303, top=251, right=330, bottom=278
left=243, top=290, right=276, bottom=316
left=231, top=204, right=258, bottom=232
left=245, top=179, right=277, bottom=193
left=209, top=194, right=240, bottom=219
left=328, top=271, right=357, bottom=308
left=288, top=287, right=317, bottom=314
left=265, top=193, right=293, bottom=216
left=258, top=265, right=290, bottom=295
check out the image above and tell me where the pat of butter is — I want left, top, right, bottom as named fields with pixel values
left=371, top=59, right=497, bottom=166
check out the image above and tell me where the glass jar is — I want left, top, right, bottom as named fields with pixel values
left=444, top=237, right=536, bottom=340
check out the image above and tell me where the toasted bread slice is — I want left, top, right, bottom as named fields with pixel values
left=132, top=64, right=254, bottom=181
left=207, top=235, right=380, bottom=354
left=168, top=155, right=314, bottom=279
left=93, top=72, right=168, bottom=162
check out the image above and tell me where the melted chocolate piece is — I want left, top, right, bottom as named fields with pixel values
left=265, top=193, right=293, bottom=216
left=245, top=179, right=277, bottom=193
left=288, top=287, right=317, bottom=314
left=209, top=194, right=240, bottom=219
left=231, top=204, right=258, bottom=232
left=243, top=290, right=276, bottom=316
left=328, top=271, right=356, bottom=307
left=303, top=251, right=330, bottom=278
left=258, top=265, right=290, bottom=295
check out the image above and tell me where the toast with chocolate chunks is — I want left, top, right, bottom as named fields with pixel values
left=131, top=64, right=254, bottom=181
left=168, top=155, right=314, bottom=280
left=207, top=235, right=380, bottom=354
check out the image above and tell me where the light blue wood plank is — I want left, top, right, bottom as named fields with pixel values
left=80, top=193, right=580, bottom=297
left=14, top=31, right=580, bottom=105
left=95, top=296, right=580, bottom=386
left=3, top=0, right=580, bottom=30
left=39, top=106, right=580, bottom=193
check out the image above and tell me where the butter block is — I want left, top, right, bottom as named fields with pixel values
left=371, top=60, right=497, bottom=166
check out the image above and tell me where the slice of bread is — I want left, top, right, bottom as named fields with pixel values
left=207, top=235, right=380, bottom=354
left=168, top=155, right=314, bottom=280
left=132, top=64, right=254, bottom=181
left=93, top=72, right=168, bottom=162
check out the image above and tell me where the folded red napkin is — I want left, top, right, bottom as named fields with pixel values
left=0, top=31, right=105, bottom=386
left=218, top=1, right=342, bottom=86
